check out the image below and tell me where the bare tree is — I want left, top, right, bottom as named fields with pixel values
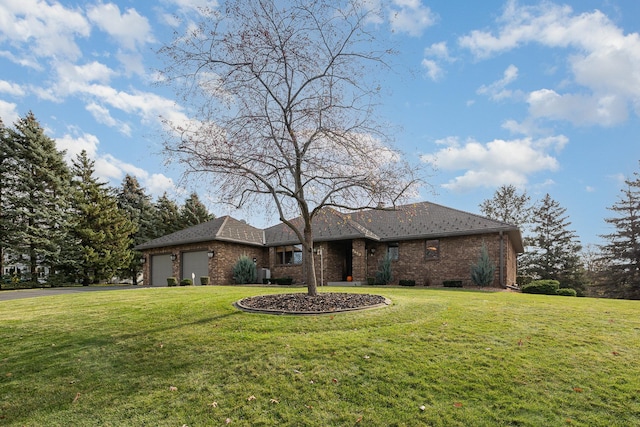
left=158, top=0, right=421, bottom=296
left=479, top=184, right=531, bottom=231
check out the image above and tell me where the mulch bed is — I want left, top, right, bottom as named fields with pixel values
left=236, top=292, right=389, bottom=314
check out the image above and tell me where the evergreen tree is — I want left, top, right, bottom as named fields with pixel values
left=66, top=151, right=135, bottom=285
left=470, top=243, right=496, bottom=287
left=152, top=192, right=182, bottom=238
left=180, top=192, right=212, bottom=227
left=0, top=118, right=15, bottom=276
left=479, top=184, right=531, bottom=230
left=600, top=171, right=640, bottom=296
left=116, top=175, right=155, bottom=284
left=522, top=194, right=584, bottom=291
left=4, top=112, right=71, bottom=282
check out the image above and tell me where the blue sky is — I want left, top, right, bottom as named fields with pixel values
left=1, top=0, right=639, bottom=247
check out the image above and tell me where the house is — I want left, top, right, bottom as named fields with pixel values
left=136, top=201, right=524, bottom=288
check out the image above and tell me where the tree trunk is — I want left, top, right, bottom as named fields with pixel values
left=304, top=227, right=317, bottom=296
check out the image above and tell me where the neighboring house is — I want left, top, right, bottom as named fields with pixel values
left=136, top=202, right=524, bottom=288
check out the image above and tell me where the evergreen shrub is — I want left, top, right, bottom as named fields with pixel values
left=443, top=280, right=463, bottom=288
left=556, top=288, right=577, bottom=297
left=375, top=254, right=393, bottom=285
left=232, top=255, right=257, bottom=284
left=399, top=279, right=416, bottom=286
left=470, top=243, right=496, bottom=287
left=167, top=277, right=178, bottom=287
left=521, top=280, right=560, bottom=295
left=180, top=278, right=193, bottom=286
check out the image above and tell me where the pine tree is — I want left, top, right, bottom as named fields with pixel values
left=600, top=171, right=640, bottom=296
left=180, top=192, right=212, bottom=227
left=4, top=112, right=71, bottom=282
left=66, top=151, right=135, bottom=285
left=152, top=192, right=183, bottom=238
left=0, top=118, right=14, bottom=277
left=116, top=175, right=155, bottom=284
left=522, top=193, right=584, bottom=291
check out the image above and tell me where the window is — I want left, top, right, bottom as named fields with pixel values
left=425, top=240, right=440, bottom=260
left=276, top=245, right=303, bottom=265
left=387, top=243, right=399, bottom=261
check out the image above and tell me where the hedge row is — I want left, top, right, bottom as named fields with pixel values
left=521, top=280, right=576, bottom=297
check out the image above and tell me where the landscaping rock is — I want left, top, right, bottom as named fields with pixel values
left=237, top=292, right=388, bottom=314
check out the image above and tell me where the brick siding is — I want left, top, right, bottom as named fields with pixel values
left=141, top=232, right=517, bottom=288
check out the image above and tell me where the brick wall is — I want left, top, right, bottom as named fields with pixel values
left=365, top=232, right=515, bottom=287
left=142, top=242, right=267, bottom=286
left=141, top=231, right=518, bottom=288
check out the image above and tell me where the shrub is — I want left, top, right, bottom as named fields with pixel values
left=366, top=277, right=375, bottom=286
left=200, top=276, right=210, bottom=286
left=517, top=275, right=534, bottom=287
left=232, top=255, right=257, bottom=284
left=180, top=278, right=192, bottom=286
left=399, top=279, right=416, bottom=286
left=443, top=280, right=463, bottom=288
left=274, top=277, right=293, bottom=285
left=375, top=254, right=393, bottom=285
left=556, top=288, right=577, bottom=297
left=470, top=243, right=496, bottom=287
left=167, top=277, right=178, bottom=287
left=521, top=280, right=560, bottom=295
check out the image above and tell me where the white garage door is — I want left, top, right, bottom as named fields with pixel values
left=151, top=254, right=173, bottom=286
left=182, top=251, right=209, bottom=284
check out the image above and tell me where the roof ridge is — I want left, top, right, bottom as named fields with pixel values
left=215, top=215, right=230, bottom=239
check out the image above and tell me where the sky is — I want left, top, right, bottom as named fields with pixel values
left=1, top=0, right=639, bottom=247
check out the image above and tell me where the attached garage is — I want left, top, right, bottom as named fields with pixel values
left=182, top=251, right=209, bottom=284
left=151, top=254, right=173, bottom=286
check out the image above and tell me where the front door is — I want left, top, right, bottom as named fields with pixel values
left=338, top=241, right=352, bottom=281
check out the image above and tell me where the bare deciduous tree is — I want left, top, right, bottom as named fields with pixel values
left=158, top=0, right=422, bottom=296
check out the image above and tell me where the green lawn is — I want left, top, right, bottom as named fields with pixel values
left=1, top=286, right=639, bottom=426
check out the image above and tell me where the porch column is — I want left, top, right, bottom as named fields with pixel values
left=351, top=239, right=367, bottom=282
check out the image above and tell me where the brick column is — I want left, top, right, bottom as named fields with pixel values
left=351, top=239, right=366, bottom=282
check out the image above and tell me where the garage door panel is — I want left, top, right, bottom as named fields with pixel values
left=182, top=251, right=209, bottom=283
left=151, top=254, right=173, bottom=286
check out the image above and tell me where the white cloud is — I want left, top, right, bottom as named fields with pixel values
left=422, top=42, right=453, bottom=81
left=87, top=3, right=155, bottom=51
left=0, top=80, right=25, bottom=97
left=421, top=59, right=443, bottom=81
left=459, top=0, right=640, bottom=127
left=56, top=133, right=175, bottom=197
left=0, top=0, right=90, bottom=61
left=145, top=173, right=176, bottom=196
left=163, top=0, right=218, bottom=15
left=0, top=99, right=19, bottom=124
left=85, top=103, right=132, bottom=136
left=527, top=89, right=628, bottom=126
left=421, top=135, right=567, bottom=191
left=56, top=132, right=100, bottom=161
left=389, top=0, right=436, bottom=37
left=477, top=64, right=520, bottom=101
left=116, top=51, right=146, bottom=76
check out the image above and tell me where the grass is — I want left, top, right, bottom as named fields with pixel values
left=0, top=286, right=639, bottom=426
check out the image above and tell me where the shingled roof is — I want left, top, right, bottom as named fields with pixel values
left=135, top=216, right=264, bottom=250
left=264, top=202, right=524, bottom=252
left=136, top=202, right=524, bottom=253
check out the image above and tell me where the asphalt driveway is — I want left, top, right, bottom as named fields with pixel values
left=0, top=285, right=147, bottom=301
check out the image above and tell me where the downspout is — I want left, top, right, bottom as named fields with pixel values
left=499, top=231, right=504, bottom=288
